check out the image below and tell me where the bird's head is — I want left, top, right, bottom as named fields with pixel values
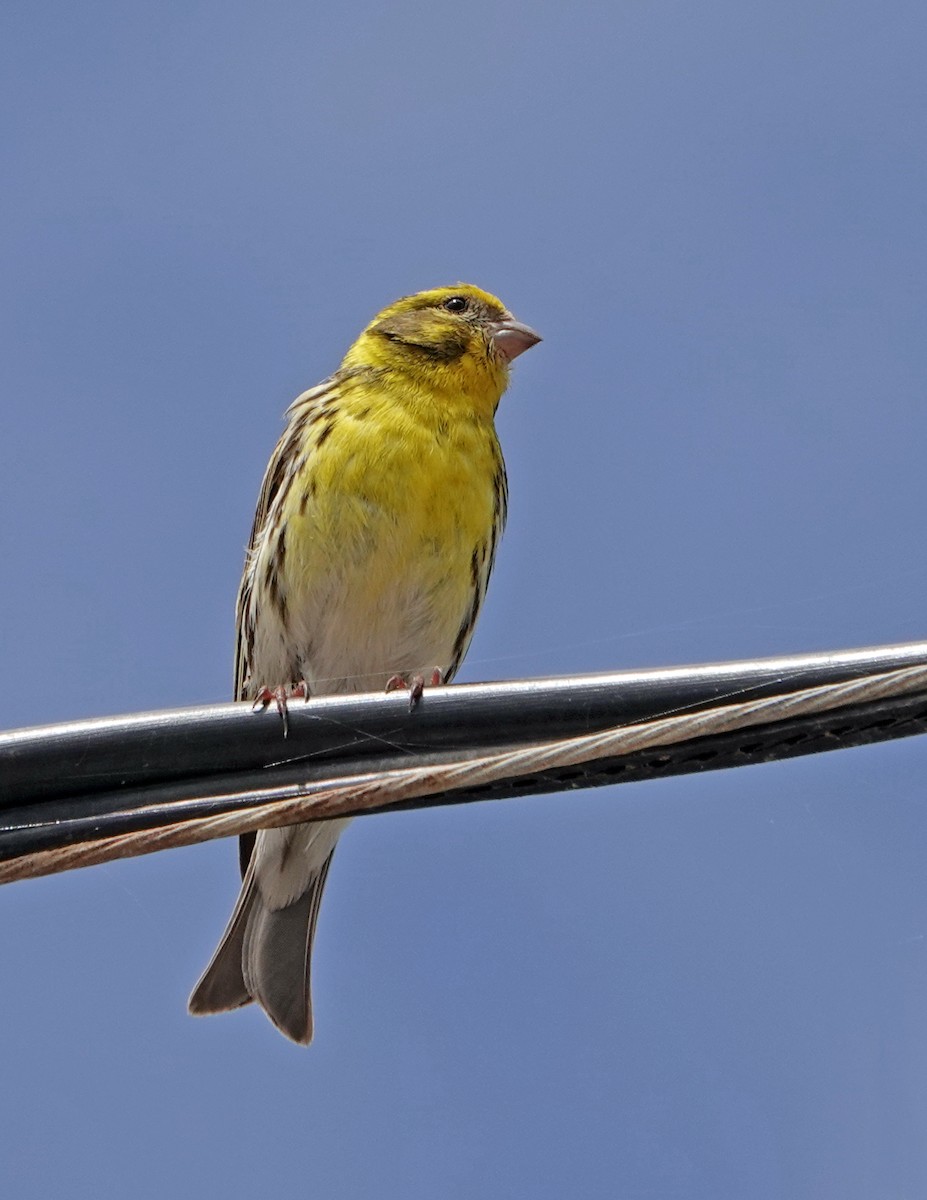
left=343, top=284, right=541, bottom=415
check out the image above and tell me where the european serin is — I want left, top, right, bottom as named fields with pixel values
left=188, top=284, right=540, bottom=1043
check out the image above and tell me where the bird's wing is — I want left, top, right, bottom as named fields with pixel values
left=233, top=376, right=340, bottom=879
left=233, top=376, right=340, bottom=702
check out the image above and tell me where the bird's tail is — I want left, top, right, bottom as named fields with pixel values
left=188, top=824, right=343, bottom=1044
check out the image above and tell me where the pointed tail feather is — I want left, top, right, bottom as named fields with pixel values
left=188, top=838, right=339, bottom=1045
left=242, top=851, right=335, bottom=1044
left=188, top=859, right=258, bottom=1016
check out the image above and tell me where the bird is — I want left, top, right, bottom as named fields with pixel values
left=188, top=284, right=540, bottom=1043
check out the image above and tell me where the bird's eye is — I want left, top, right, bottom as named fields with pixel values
left=443, top=296, right=469, bottom=313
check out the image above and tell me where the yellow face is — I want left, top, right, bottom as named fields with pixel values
left=342, top=284, right=540, bottom=414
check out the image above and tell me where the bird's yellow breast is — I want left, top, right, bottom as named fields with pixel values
left=272, top=379, right=503, bottom=688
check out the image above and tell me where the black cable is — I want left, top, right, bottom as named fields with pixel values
left=2, top=640, right=926, bottom=863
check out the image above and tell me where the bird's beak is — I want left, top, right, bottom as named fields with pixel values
left=490, top=314, right=542, bottom=362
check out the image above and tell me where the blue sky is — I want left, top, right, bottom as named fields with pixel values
left=3, top=1, right=927, bottom=1196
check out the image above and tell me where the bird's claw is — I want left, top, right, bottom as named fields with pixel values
left=251, top=680, right=310, bottom=737
left=385, top=668, right=444, bottom=711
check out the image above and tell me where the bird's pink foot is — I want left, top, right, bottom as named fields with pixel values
left=251, top=680, right=310, bottom=737
left=385, top=668, right=444, bottom=710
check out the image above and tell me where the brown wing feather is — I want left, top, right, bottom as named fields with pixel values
left=233, top=376, right=341, bottom=701
left=234, top=377, right=340, bottom=876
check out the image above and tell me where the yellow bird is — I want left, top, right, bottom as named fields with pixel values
left=189, top=285, right=540, bottom=1043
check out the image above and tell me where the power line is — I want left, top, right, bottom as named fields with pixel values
left=3, top=640, right=927, bottom=884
